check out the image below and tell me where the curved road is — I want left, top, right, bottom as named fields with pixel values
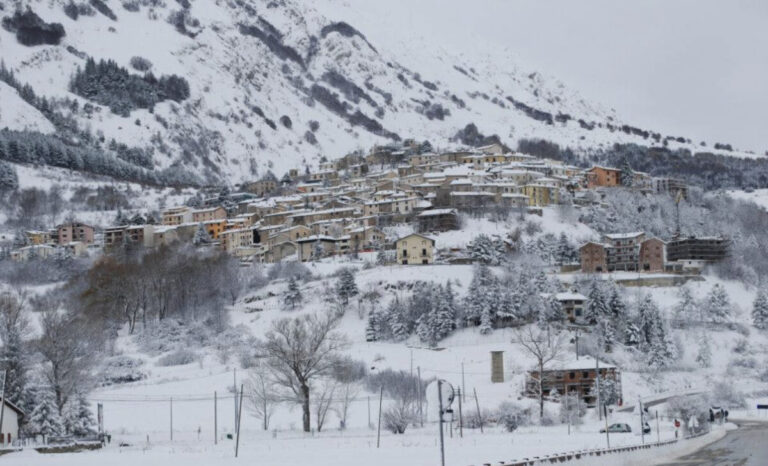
left=658, top=420, right=768, bottom=465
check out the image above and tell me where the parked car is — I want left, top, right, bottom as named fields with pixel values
left=600, top=423, right=632, bottom=433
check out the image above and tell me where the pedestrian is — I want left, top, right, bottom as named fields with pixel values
left=725, top=410, right=729, bottom=422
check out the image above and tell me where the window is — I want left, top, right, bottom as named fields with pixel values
left=569, top=372, right=575, bottom=379
left=582, top=371, right=589, bottom=378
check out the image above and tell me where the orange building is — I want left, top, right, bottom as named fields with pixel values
left=586, top=166, right=622, bottom=189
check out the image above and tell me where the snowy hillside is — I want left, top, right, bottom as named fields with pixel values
left=0, top=0, right=744, bottom=185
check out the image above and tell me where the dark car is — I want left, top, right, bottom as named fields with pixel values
left=600, top=423, right=632, bottom=433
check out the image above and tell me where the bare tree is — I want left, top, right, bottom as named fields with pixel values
left=246, top=363, right=280, bottom=431
left=515, top=326, right=565, bottom=419
left=331, top=356, right=366, bottom=429
left=36, top=304, right=94, bottom=415
left=314, top=378, right=337, bottom=432
left=257, top=312, right=349, bottom=432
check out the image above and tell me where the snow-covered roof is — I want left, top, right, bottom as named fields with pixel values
left=544, top=356, right=617, bottom=371
left=604, top=232, right=644, bottom=240
left=555, top=292, right=587, bottom=301
left=417, top=208, right=457, bottom=217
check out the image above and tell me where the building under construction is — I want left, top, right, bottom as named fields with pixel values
left=666, top=236, right=730, bottom=262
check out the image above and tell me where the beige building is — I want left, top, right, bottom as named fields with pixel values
left=192, top=206, right=227, bottom=223
left=395, top=233, right=435, bottom=265
left=162, top=206, right=193, bottom=225
left=0, top=399, right=24, bottom=445
left=11, top=244, right=56, bottom=262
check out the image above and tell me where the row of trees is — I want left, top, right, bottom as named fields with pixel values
left=0, top=292, right=96, bottom=439
left=77, top=245, right=243, bottom=335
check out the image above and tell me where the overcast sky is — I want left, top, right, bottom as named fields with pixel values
left=341, top=0, right=768, bottom=152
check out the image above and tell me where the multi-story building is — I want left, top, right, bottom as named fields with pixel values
left=395, top=233, right=435, bottom=265
left=586, top=166, right=622, bottom=189
left=653, top=177, right=688, bottom=199
left=191, top=206, right=227, bottom=224
left=603, top=232, right=645, bottom=272
left=162, top=207, right=192, bottom=225
left=54, top=222, right=94, bottom=245
left=666, top=236, right=729, bottom=263
left=525, top=357, right=621, bottom=407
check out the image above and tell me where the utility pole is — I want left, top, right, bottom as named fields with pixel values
left=461, top=362, right=466, bottom=402
left=0, top=370, right=6, bottom=447
left=233, top=369, right=238, bottom=431
left=565, top=389, right=570, bottom=435
left=367, top=396, right=371, bottom=429
left=376, top=386, right=383, bottom=448
left=214, top=391, right=218, bottom=445
left=639, top=396, right=645, bottom=445
left=235, top=384, right=244, bottom=457
left=473, top=388, right=483, bottom=434
left=417, top=366, right=423, bottom=427
left=457, top=388, right=463, bottom=438
left=437, top=380, right=446, bottom=466
left=595, top=355, right=601, bottom=421
left=603, top=404, right=610, bottom=448
left=170, top=397, right=173, bottom=442
left=656, top=411, right=660, bottom=445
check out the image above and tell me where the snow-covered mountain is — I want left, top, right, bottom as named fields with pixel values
left=0, top=0, right=733, bottom=184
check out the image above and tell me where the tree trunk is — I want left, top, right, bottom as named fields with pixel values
left=301, top=383, right=311, bottom=432
left=539, top=360, right=544, bottom=419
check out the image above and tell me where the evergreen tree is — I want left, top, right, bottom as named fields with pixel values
left=584, top=280, right=609, bottom=325
left=673, top=285, right=697, bottom=324
left=283, top=276, right=303, bottom=310
left=624, top=321, right=641, bottom=348
left=467, top=234, right=505, bottom=265
left=376, top=249, right=388, bottom=265
left=0, top=160, right=19, bottom=192
left=193, top=223, right=211, bottom=245
left=27, top=386, right=63, bottom=438
left=752, top=290, right=768, bottom=330
left=636, top=294, right=662, bottom=351
left=620, top=160, right=635, bottom=186
left=335, top=268, right=359, bottom=306
left=695, top=332, right=712, bottom=368
left=555, top=233, right=577, bottom=265
left=385, top=298, right=409, bottom=341
left=365, top=309, right=379, bottom=341
left=63, top=392, right=95, bottom=437
left=464, top=265, right=500, bottom=333
left=705, top=284, right=731, bottom=323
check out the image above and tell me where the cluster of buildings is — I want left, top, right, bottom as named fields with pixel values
left=5, top=141, right=710, bottom=269
left=8, top=222, right=94, bottom=262
left=579, top=232, right=729, bottom=274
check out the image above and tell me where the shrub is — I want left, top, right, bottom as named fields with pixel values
left=100, top=355, right=147, bottom=385
left=156, top=348, right=197, bottom=366
left=130, top=56, right=153, bottom=72
left=712, top=381, right=747, bottom=409
left=496, top=402, right=528, bottom=432
left=383, top=405, right=413, bottom=434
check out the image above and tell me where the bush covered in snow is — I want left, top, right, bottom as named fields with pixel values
left=156, top=348, right=197, bottom=366
left=99, top=355, right=147, bottom=386
left=495, top=401, right=530, bottom=432
left=711, top=381, right=747, bottom=409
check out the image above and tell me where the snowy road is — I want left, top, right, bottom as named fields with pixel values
left=658, top=420, right=768, bottom=465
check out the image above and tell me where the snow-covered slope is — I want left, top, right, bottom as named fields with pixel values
left=0, top=81, right=55, bottom=133
left=0, top=0, right=733, bottom=184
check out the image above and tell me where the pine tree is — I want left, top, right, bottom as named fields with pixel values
left=585, top=280, right=609, bottom=325
left=673, top=285, right=697, bottom=324
left=695, top=333, right=712, bottom=368
left=193, top=222, right=211, bottom=245
left=365, top=309, right=379, bottom=341
left=376, top=249, right=388, bottom=265
left=386, top=298, right=409, bottom=341
left=335, top=268, right=359, bottom=306
left=705, top=284, right=731, bottom=323
left=555, top=233, right=577, bottom=265
left=27, top=386, right=63, bottom=438
left=752, top=290, right=768, bottom=330
left=63, top=392, right=95, bottom=436
left=465, top=264, right=500, bottom=332
left=283, top=276, right=303, bottom=310
left=624, top=321, right=641, bottom=347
